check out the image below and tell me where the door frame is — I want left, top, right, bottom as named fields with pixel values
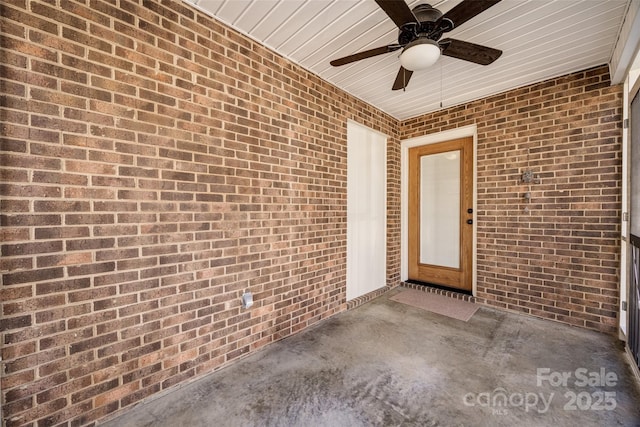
left=400, top=125, right=478, bottom=295
left=622, top=68, right=640, bottom=377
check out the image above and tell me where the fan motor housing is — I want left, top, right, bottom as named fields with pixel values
left=397, top=4, right=444, bottom=44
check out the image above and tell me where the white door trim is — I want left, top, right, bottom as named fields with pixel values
left=400, top=125, right=478, bottom=295
left=621, top=69, right=640, bottom=339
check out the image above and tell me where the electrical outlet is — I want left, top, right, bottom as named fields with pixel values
left=241, top=292, right=253, bottom=309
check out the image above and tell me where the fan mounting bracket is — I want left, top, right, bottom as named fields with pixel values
left=397, top=13, right=454, bottom=46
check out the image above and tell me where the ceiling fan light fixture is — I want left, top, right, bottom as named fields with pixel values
left=399, top=38, right=440, bottom=71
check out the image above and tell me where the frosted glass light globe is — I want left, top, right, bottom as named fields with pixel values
left=400, top=39, right=441, bottom=71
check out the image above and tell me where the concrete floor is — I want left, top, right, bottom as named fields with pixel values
left=101, top=288, right=640, bottom=427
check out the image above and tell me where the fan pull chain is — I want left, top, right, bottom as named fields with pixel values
left=403, top=68, right=407, bottom=92
left=439, top=60, right=443, bottom=108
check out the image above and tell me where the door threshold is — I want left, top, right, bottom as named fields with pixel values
left=404, top=280, right=473, bottom=297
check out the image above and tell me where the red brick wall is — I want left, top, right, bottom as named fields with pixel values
left=401, top=66, right=623, bottom=334
left=0, top=1, right=398, bottom=425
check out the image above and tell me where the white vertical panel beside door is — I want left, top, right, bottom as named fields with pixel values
left=346, top=121, right=387, bottom=301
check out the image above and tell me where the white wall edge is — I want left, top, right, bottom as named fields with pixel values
left=611, top=0, right=640, bottom=84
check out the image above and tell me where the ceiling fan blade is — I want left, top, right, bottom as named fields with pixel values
left=375, top=0, right=417, bottom=28
left=330, top=45, right=402, bottom=66
left=440, top=0, right=501, bottom=30
left=440, top=38, right=502, bottom=65
left=392, top=67, right=413, bottom=91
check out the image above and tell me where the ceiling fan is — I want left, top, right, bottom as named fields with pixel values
left=330, top=0, right=503, bottom=91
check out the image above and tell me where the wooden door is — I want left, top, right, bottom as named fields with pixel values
left=408, top=137, right=473, bottom=292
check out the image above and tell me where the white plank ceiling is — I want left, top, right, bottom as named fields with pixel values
left=184, top=0, right=631, bottom=120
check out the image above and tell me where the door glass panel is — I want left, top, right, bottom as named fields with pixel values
left=420, top=150, right=460, bottom=268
